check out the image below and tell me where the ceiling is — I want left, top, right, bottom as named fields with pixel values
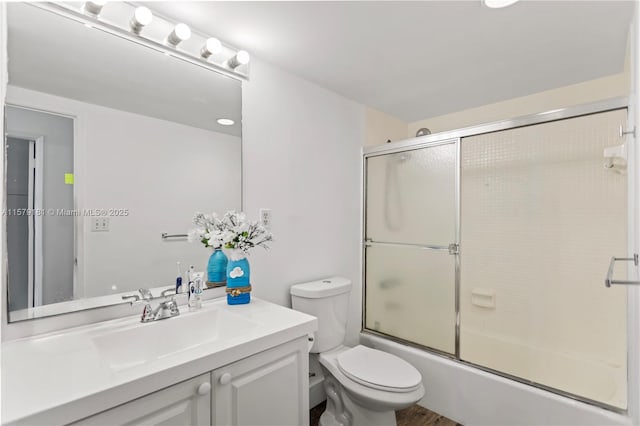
left=148, top=1, right=634, bottom=122
left=7, top=3, right=242, bottom=136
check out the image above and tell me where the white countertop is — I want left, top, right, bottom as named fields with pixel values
left=1, top=297, right=317, bottom=425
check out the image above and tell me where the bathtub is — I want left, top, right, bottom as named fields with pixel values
left=360, top=332, right=632, bottom=426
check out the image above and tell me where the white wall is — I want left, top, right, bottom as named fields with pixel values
left=363, top=72, right=629, bottom=149
left=365, top=107, right=408, bottom=147
left=242, top=59, right=365, bottom=346
left=6, top=86, right=241, bottom=299
left=408, top=72, right=629, bottom=137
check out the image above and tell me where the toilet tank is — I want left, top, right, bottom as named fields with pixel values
left=290, top=277, right=351, bottom=353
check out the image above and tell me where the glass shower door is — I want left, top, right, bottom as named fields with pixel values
left=364, top=141, right=458, bottom=354
left=459, top=109, right=628, bottom=409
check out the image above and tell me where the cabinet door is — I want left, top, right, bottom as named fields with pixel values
left=213, top=338, right=308, bottom=426
left=72, top=374, right=211, bottom=426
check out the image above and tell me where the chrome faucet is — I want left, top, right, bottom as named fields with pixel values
left=122, top=287, right=180, bottom=322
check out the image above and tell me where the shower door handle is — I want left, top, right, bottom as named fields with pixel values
left=363, top=240, right=454, bottom=252
left=605, top=254, right=640, bottom=287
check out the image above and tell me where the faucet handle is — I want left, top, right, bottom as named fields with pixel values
left=140, top=303, right=154, bottom=322
left=161, top=287, right=177, bottom=298
left=138, top=288, right=153, bottom=300
left=166, top=299, right=180, bottom=316
left=122, top=294, right=141, bottom=305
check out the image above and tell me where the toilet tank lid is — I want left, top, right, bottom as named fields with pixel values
left=290, top=276, right=351, bottom=298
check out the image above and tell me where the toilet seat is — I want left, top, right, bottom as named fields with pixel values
left=336, top=345, right=422, bottom=393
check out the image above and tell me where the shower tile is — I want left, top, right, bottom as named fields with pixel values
left=460, top=109, right=628, bottom=409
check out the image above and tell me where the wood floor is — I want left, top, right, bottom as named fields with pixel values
left=310, top=401, right=461, bottom=426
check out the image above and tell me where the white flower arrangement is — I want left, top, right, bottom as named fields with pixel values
left=189, top=212, right=224, bottom=248
left=189, top=210, right=273, bottom=256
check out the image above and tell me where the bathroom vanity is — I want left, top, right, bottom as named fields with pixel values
left=1, top=298, right=317, bottom=426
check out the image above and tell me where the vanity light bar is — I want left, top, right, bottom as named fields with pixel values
left=59, top=2, right=249, bottom=80
left=227, top=50, right=250, bottom=69
left=129, top=6, right=152, bottom=35
left=482, top=0, right=520, bottom=8
left=201, top=38, right=222, bottom=59
left=166, top=23, right=191, bottom=47
left=82, top=0, right=106, bottom=16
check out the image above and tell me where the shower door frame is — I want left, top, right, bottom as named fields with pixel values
left=361, top=96, right=636, bottom=414
left=363, top=137, right=461, bottom=359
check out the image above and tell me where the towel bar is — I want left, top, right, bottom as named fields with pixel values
left=605, top=254, right=640, bottom=287
left=161, top=233, right=188, bottom=240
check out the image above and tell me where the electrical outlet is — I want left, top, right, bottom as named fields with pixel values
left=259, top=208, right=272, bottom=229
left=91, top=217, right=110, bottom=232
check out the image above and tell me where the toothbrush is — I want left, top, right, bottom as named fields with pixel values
left=175, top=262, right=182, bottom=294
left=188, top=265, right=195, bottom=306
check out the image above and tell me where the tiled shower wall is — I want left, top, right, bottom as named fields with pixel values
left=460, top=109, right=628, bottom=408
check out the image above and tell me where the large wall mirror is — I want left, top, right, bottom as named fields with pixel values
left=5, top=3, right=242, bottom=322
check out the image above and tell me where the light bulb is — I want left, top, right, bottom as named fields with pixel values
left=217, top=118, right=234, bottom=126
left=482, top=0, right=520, bottom=8
left=201, top=38, right=222, bottom=59
left=166, top=23, right=191, bottom=46
left=83, top=0, right=107, bottom=16
left=227, top=50, right=250, bottom=69
left=130, top=7, right=152, bottom=34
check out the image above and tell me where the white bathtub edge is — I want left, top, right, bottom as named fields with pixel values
left=360, top=333, right=633, bottom=426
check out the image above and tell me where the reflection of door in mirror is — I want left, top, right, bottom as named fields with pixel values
left=5, top=106, right=75, bottom=312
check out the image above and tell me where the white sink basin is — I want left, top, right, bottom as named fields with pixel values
left=93, top=307, right=257, bottom=372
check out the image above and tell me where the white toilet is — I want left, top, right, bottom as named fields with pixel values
left=291, top=277, right=425, bottom=426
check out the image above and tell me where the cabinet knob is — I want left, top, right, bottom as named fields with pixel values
left=197, top=382, right=212, bottom=395
left=219, top=373, right=232, bottom=385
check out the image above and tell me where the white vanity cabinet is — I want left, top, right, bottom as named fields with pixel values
left=72, top=374, right=212, bottom=426
left=212, top=338, right=309, bottom=426
left=2, top=299, right=317, bottom=426
left=69, top=338, right=309, bottom=426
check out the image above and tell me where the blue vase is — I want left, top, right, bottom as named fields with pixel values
left=225, top=249, right=251, bottom=305
left=207, top=249, right=227, bottom=287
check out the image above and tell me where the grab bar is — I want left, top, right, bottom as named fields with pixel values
left=161, top=233, right=188, bottom=240
left=605, top=254, right=640, bottom=287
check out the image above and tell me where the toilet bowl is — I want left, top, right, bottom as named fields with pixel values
left=290, top=277, right=425, bottom=426
left=319, top=345, right=425, bottom=425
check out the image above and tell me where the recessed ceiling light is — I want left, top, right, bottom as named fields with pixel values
left=217, top=118, right=235, bottom=126
left=482, top=0, right=520, bottom=8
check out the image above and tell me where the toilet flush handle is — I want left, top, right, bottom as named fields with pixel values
left=219, top=373, right=232, bottom=385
